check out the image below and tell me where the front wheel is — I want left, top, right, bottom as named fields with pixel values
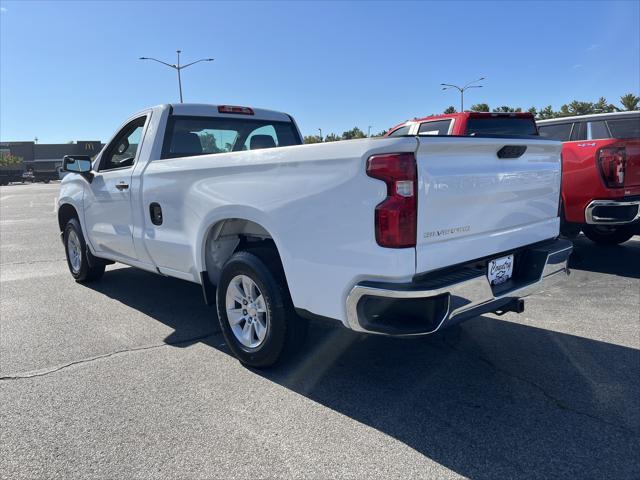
left=64, top=218, right=105, bottom=282
left=216, top=249, right=307, bottom=368
left=582, top=224, right=636, bottom=246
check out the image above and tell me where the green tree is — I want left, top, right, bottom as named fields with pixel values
left=620, top=93, right=640, bottom=111
left=199, top=133, right=222, bottom=153
left=0, top=153, right=23, bottom=167
left=594, top=97, right=617, bottom=113
left=324, top=133, right=341, bottom=142
left=538, top=105, right=556, bottom=119
left=528, top=107, right=538, bottom=118
left=443, top=106, right=457, bottom=114
left=303, top=135, right=322, bottom=144
left=341, top=127, right=366, bottom=140
left=471, top=103, right=490, bottom=112
left=493, top=106, right=522, bottom=113
left=560, top=101, right=595, bottom=116
left=373, top=130, right=388, bottom=137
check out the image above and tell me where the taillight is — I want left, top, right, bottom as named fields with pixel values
left=597, top=146, right=626, bottom=188
left=366, top=153, right=417, bottom=248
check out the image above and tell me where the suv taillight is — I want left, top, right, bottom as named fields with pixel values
left=366, top=153, right=417, bottom=248
left=597, top=146, right=626, bottom=188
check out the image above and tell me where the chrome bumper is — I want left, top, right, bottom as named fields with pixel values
left=585, top=199, right=640, bottom=225
left=345, top=239, right=572, bottom=336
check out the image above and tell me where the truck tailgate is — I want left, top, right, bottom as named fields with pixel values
left=621, top=139, right=640, bottom=188
left=415, top=137, right=562, bottom=273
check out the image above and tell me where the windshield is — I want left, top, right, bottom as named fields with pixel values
left=466, top=117, right=538, bottom=136
left=161, top=116, right=301, bottom=159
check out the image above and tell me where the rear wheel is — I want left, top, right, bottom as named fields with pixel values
left=582, top=224, right=636, bottom=245
left=216, top=249, right=307, bottom=368
left=64, top=218, right=105, bottom=282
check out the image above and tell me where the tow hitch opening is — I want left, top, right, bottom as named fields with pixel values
left=494, top=299, right=525, bottom=316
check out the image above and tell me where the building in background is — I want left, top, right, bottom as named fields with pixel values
left=0, top=140, right=104, bottom=182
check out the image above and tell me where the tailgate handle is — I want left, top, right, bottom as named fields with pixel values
left=497, top=145, right=527, bottom=159
left=149, top=202, right=163, bottom=226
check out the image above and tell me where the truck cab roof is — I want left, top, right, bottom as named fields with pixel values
left=163, top=103, right=294, bottom=123
left=387, top=111, right=536, bottom=136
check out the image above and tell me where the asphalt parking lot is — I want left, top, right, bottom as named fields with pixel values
left=1, top=182, right=639, bottom=479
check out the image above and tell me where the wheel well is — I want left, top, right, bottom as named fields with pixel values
left=204, top=219, right=281, bottom=286
left=58, top=204, right=79, bottom=232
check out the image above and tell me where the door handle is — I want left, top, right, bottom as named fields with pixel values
left=115, top=181, right=129, bottom=191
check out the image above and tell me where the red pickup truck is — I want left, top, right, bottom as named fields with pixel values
left=386, top=111, right=538, bottom=137
left=538, top=112, right=640, bottom=245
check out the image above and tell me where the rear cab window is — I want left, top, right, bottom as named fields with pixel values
left=466, top=116, right=538, bottom=136
left=418, top=120, right=452, bottom=135
left=387, top=125, right=412, bottom=137
left=161, top=116, right=301, bottom=159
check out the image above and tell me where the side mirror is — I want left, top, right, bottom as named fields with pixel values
left=63, top=155, right=92, bottom=173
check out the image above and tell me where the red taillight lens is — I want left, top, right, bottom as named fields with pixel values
left=218, top=105, right=255, bottom=115
left=597, top=146, right=626, bottom=188
left=366, top=153, right=417, bottom=248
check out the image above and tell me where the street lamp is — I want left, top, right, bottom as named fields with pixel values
left=441, top=77, right=485, bottom=112
left=368, top=126, right=372, bottom=137
left=139, top=50, right=214, bottom=103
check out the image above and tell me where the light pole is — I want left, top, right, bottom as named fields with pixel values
left=318, top=128, right=323, bottom=141
left=139, top=50, right=214, bottom=103
left=441, top=77, right=485, bottom=112
left=368, top=126, right=372, bottom=137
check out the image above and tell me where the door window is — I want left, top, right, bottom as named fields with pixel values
left=538, top=123, right=572, bottom=141
left=606, top=117, right=640, bottom=138
left=570, top=122, right=586, bottom=141
left=588, top=121, right=611, bottom=140
left=100, top=117, right=147, bottom=171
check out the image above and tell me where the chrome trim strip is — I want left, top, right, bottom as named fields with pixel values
left=345, top=244, right=572, bottom=336
left=584, top=200, right=640, bottom=225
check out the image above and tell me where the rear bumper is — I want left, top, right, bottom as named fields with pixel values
left=345, top=238, right=572, bottom=336
left=585, top=198, right=640, bottom=225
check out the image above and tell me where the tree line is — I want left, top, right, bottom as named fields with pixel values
left=0, top=152, right=23, bottom=168
left=304, top=92, right=639, bottom=143
left=304, top=126, right=387, bottom=144
left=445, top=92, right=639, bottom=119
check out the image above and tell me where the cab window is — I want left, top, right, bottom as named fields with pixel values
left=606, top=117, right=640, bottom=138
left=161, top=116, right=300, bottom=159
left=387, top=125, right=411, bottom=137
left=418, top=120, right=452, bottom=135
left=538, top=123, right=572, bottom=141
left=588, top=121, right=611, bottom=140
left=570, top=122, right=586, bottom=141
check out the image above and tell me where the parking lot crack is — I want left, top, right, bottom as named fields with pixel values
left=442, top=334, right=638, bottom=435
left=0, top=333, right=215, bottom=381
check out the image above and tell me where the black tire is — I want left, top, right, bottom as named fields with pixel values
left=216, top=248, right=307, bottom=368
left=582, top=224, right=636, bottom=246
left=63, top=218, right=105, bottom=282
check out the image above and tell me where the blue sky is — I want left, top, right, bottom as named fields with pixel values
left=1, top=0, right=639, bottom=143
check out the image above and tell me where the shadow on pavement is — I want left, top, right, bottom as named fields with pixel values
left=569, top=234, right=639, bottom=279
left=85, top=266, right=640, bottom=479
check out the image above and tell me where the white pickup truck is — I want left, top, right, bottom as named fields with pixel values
left=58, top=103, right=572, bottom=367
